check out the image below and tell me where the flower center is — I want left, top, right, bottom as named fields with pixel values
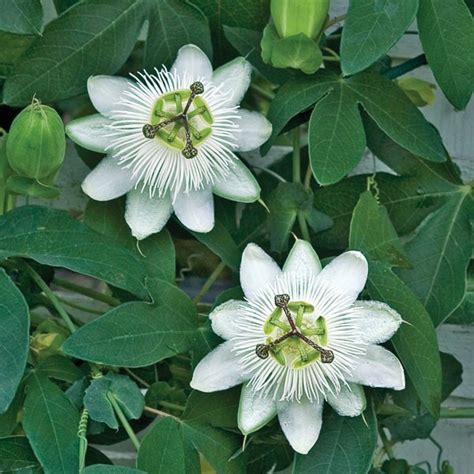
left=255, top=293, right=334, bottom=368
left=141, top=81, right=213, bottom=159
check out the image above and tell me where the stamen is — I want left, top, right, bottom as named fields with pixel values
left=142, top=81, right=205, bottom=160
left=255, top=294, right=335, bottom=364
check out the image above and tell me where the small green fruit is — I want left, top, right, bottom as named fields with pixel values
left=271, top=0, right=330, bottom=40
left=7, top=100, right=65, bottom=180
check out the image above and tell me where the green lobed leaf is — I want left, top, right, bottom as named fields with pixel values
left=0, top=31, right=35, bottom=79
left=341, top=0, right=419, bottom=75
left=313, top=118, right=462, bottom=249
left=308, top=83, right=366, bottom=184
left=0, top=206, right=149, bottom=300
left=266, top=72, right=447, bottom=181
left=418, top=0, right=474, bottom=109
left=138, top=390, right=244, bottom=474
left=0, top=0, right=43, bottom=35
left=84, top=199, right=176, bottom=283
left=36, top=355, right=84, bottom=383
left=293, top=403, right=377, bottom=473
left=0, top=436, right=41, bottom=472
left=137, top=417, right=193, bottom=474
left=84, top=374, right=144, bottom=429
left=191, top=0, right=270, bottom=64
left=3, top=0, right=147, bottom=106
left=396, top=189, right=472, bottom=326
left=350, top=192, right=442, bottom=417
left=144, top=0, right=212, bottom=70
left=23, top=372, right=80, bottom=473
left=0, top=268, right=29, bottom=414
left=63, top=279, right=198, bottom=367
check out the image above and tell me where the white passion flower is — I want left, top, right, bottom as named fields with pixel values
left=66, top=44, right=272, bottom=239
left=191, top=241, right=405, bottom=455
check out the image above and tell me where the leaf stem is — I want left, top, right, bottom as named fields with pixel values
left=53, top=277, right=120, bottom=307
left=384, top=54, right=427, bottom=80
left=108, top=393, right=141, bottom=451
left=144, top=405, right=178, bottom=420
left=251, top=166, right=287, bottom=183
left=124, top=368, right=150, bottom=388
left=250, top=82, right=275, bottom=101
left=193, top=261, right=226, bottom=304
left=23, top=262, right=76, bottom=333
left=440, top=407, right=474, bottom=418
left=159, top=400, right=185, bottom=412
left=379, top=426, right=395, bottom=459
left=324, top=14, right=346, bottom=30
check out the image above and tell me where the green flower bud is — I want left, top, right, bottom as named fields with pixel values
left=6, top=100, right=65, bottom=180
left=271, top=0, right=330, bottom=40
left=396, top=77, right=436, bottom=107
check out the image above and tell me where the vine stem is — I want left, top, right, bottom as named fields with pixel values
left=304, top=162, right=313, bottom=190
left=22, top=262, right=76, bottom=333
left=193, top=261, right=226, bottom=304
left=124, top=368, right=150, bottom=388
left=108, top=393, right=141, bottom=451
left=53, top=276, right=120, bottom=307
left=383, top=54, right=427, bottom=80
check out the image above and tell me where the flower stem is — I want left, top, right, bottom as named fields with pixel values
left=22, top=262, right=76, bottom=333
left=193, top=261, right=226, bottom=304
left=297, top=212, right=311, bottom=242
left=108, top=393, right=141, bottom=451
left=440, top=407, right=474, bottom=418
left=53, top=277, right=120, bottom=307
left=384, top=54, right=427, bottom=80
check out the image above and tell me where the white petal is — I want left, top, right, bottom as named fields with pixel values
left=353, top=301, right=402, bottom=344
left=240, top=243, right=282, bottom=300
left=190, top=341, right=247, bottom=392
left=318, top=251, right=368, bottom=301
left=326, top=383, right=366, bottom=417
left=212, top=57, right=252, bottom=107
left=87, top=75, right=132, bottom=117
left=238, top=382, right=277, bottom=435
left=209, top=299, right=248, bottom=340
left=173, top=187, right=214, bottom=233
left=125, top=188, right=173, bottom=240
left=234, top=110, right=272, bottom=152
left=82, top=155, right=135, bottom=202
left=347, top=345, right=405, bottom=391
left=171, top=44, right=213, bottom=82
left=277, top=398, right=324, bottom=455
left=283, top=240, right=322, bottom=276
left=66, top=114, right=114, bottom=153
left=212, top=158, right=260, bottom=203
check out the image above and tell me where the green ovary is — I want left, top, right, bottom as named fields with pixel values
left=263, top=299, right=328, bottom=369
left=151, top=90, right=213, bottom=150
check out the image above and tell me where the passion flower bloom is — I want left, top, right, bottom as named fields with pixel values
left=66, top=45, right=271, bottom=238
left=191, top=241, right=405, bottom=454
